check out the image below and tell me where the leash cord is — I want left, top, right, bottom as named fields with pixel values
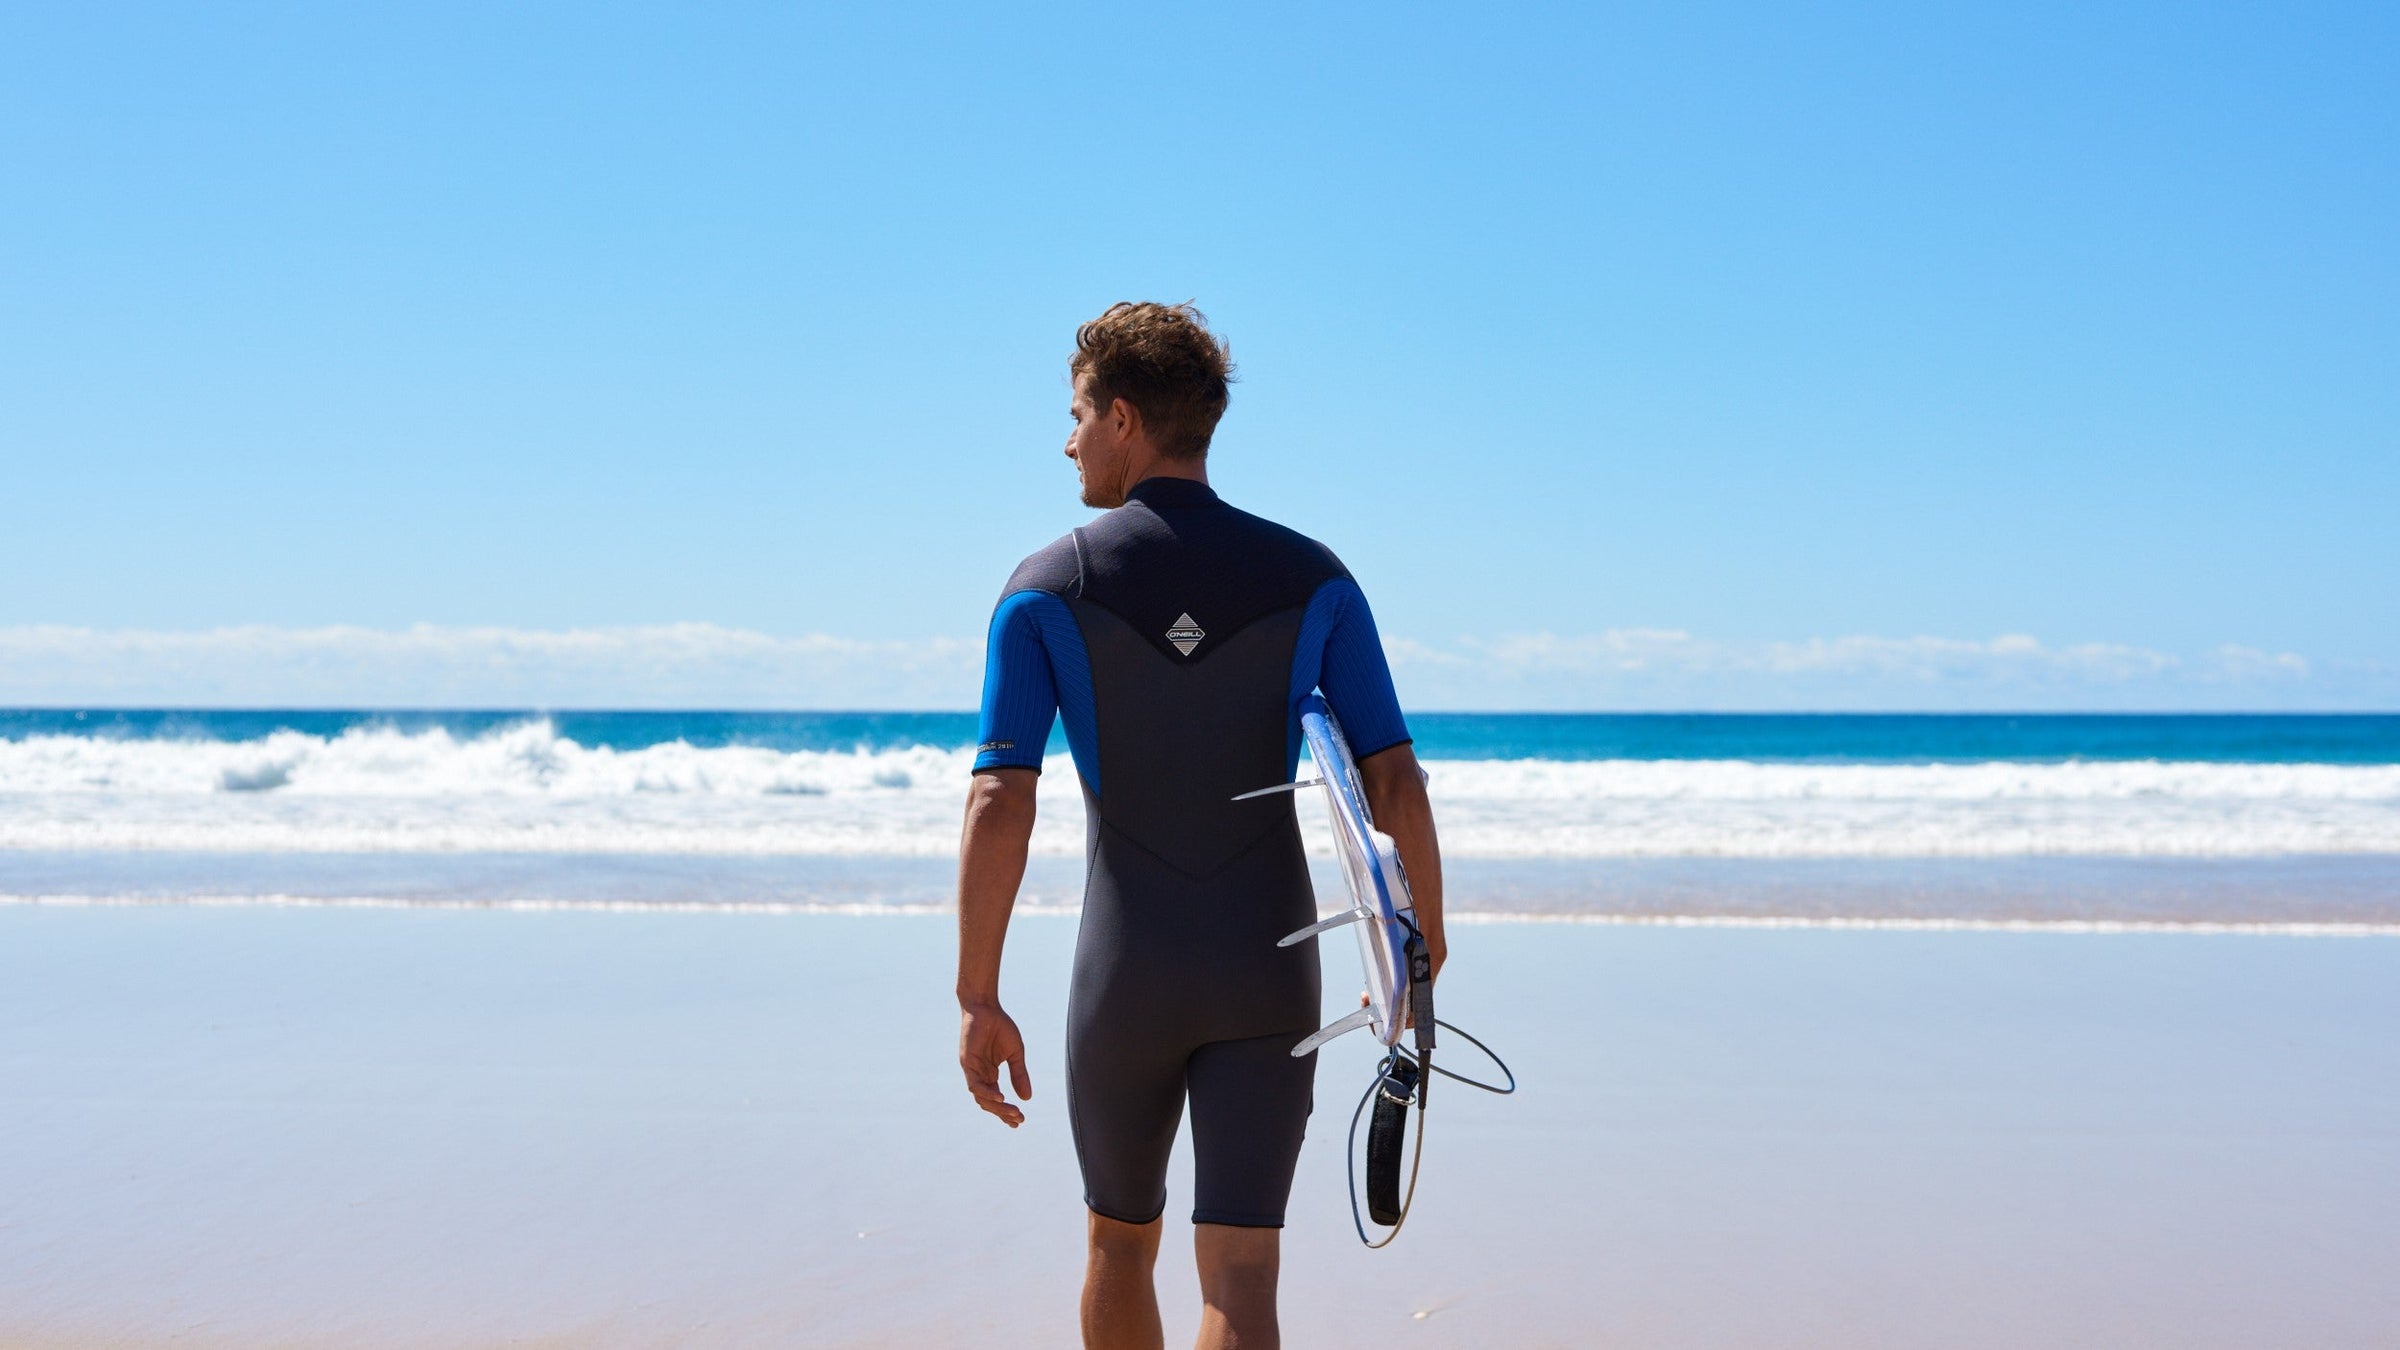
left=1347, top=1047, right=1429, bottom=1249
left=1343, top=1020, right=1514, bottom=1247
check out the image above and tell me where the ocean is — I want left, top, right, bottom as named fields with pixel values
left=5, top=710, right=2397, bottom=929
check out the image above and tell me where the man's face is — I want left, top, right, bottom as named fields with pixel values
left=1064, top=377, right=1130, bottom=508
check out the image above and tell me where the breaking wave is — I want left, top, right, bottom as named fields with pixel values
left=3, top=720, right=2397, bottom=858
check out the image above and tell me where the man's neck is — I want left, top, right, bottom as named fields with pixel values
left=1119, top=446, right=1208, bottom=493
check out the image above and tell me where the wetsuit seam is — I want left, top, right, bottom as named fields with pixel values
left=1089, top=809, right=1295, bottom=885
left=1190, top=1210, right=1286, bottom=1229
left=1089, top=1199, right=1170, bottom=1226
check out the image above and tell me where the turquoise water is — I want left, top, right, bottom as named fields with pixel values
left=7, top=709, right=2397, bottom=763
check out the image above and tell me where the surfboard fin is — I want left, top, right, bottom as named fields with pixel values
left=1290, top=1006, right=1377, bottom=1057
left=1278, top=910, right=1368, bottom=947
left=1230, top=777, right=1325, bottom=802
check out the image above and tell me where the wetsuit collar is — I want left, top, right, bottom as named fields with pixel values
left=1126, top=476, right=1219, bottom=508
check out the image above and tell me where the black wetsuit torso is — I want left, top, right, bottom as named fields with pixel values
left=974, top=477, right=1410, bottom=1226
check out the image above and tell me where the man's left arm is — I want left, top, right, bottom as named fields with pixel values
left=1316, top=577, right=1445, bottom=983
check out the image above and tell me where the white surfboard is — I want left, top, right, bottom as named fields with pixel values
left=1241, top=695, right=1417, bottom=1055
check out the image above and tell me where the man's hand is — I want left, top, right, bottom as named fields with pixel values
left=1362, top=935, right=1448, bottom=1031
left=959, top=1001, right=1032, bottom=1128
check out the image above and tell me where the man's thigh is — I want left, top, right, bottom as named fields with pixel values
left=1068, top=1019, right=1190, bottom=1225
left=1185, top=1030, right=1314, bottom=1228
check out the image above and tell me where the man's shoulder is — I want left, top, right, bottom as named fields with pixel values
left=999, top=532, right=1082, bottom=601
left=1078, top=494, right=1354, bottom=644
left=998, top=496, right=1350, bottom=610
left=1214, top=499, right=1349, bottom=580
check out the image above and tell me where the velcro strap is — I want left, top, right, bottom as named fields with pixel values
left=1405, top=933, right=1436, bottom=1055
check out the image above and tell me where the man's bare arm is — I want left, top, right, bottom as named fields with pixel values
left=957, top=767, right=1039, bottom=1127
left=1357, top=742, right=1445, bottom=982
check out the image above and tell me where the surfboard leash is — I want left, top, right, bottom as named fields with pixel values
left=1346, top=923, right=1517, bottom=1248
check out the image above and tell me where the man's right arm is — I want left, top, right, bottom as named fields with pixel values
left=957, top=766, right=1039, bottom=1127
left=955, top=584, right=1062, bottom=1130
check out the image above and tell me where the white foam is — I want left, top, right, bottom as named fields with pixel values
left=0, top=719, right=972, bottom=797
left=1419, top=760, right=2400, bottom=857
left=0, top=892, right=1081, bottom=918
left=1440, top=910, right=2400, bottom=937
left=3, top=723, right=2398, bottom=858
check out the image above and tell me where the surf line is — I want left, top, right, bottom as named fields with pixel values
left=1448, top=911, right=2400, bottom=938
left=813, top=901, right=2400, bottom=941
left=0, top=893, right=1087, bottom=918
left=6, top=894, right=2394, bottom=938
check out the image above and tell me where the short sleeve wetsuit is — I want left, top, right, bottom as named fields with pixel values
left=973, top=476, right=1410, bottom=1228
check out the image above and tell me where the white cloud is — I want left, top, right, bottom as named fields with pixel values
left=1388, top=629, right=2358, bottom=711
left=0, top=623, right=982, bottom=708
left=0, top=623, right=2374, bottom=710
left=2211, top=645, right=2312, bottom=680
left=1453, top=630, right=1702, bottom=672
left=1755, top=634, right=2182, bottom=680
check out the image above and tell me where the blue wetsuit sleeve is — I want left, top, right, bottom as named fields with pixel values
left=973, top=591, right=1058, bottom=774
left=1294, top=578, right=1411, bottom=760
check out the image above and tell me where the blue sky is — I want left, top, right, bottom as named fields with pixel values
left=3, top=2, right=2393, bottom=709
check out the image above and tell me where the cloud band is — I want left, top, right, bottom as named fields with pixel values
left=0, top=623, right=2373, bottom=710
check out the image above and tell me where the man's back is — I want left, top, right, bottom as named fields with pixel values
left=977, top=476, right=1409, bottom=1225
left=989, top=476, right=1388, bottom=875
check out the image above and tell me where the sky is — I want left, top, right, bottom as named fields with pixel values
left=3, top=1, right=2393, bottom=710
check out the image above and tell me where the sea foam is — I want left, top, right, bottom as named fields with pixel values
left=3, top=720, right=2397, bottom=858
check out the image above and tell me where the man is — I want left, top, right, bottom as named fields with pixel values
left=955, top=302, right=1445, bottom=1349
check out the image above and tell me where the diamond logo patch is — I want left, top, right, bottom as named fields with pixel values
left=1165, top=613, right=1205, bottom=656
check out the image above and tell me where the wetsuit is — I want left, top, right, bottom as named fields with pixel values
left=973, top=476, right=1410, bottom=1228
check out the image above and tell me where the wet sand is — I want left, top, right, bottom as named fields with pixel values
left=9, top=849, right=2400, bottom=928
left=4, top=902, right=2397, bottom=1347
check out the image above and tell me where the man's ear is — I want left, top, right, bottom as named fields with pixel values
left=1109, top=396, right=1145, bottom=446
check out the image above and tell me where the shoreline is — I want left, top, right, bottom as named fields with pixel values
left=5, top=887, right=2400, bottom=937
left=5, top=848, right=2396, bottom=932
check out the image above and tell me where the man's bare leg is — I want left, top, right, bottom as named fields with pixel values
left=1194, top=1223, right=1280, bottom=1349
left=1084, top=1211, right=1164, bottom=1349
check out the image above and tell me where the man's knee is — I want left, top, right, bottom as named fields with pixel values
left=1194, top=1223, right=1280, bottom=1290
left=1088, top=1210, right=1163, bottom=1265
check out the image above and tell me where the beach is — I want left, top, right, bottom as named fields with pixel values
left=7, top=900, right=2397, bottom=1348
left=16, top=0, right=2397, bottom=1340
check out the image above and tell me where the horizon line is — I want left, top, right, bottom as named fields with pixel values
left=7, top=705, right=2396, bottom=718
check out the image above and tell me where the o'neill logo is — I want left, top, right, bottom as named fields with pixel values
left=1166, top=613, right=1205, bottom=656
